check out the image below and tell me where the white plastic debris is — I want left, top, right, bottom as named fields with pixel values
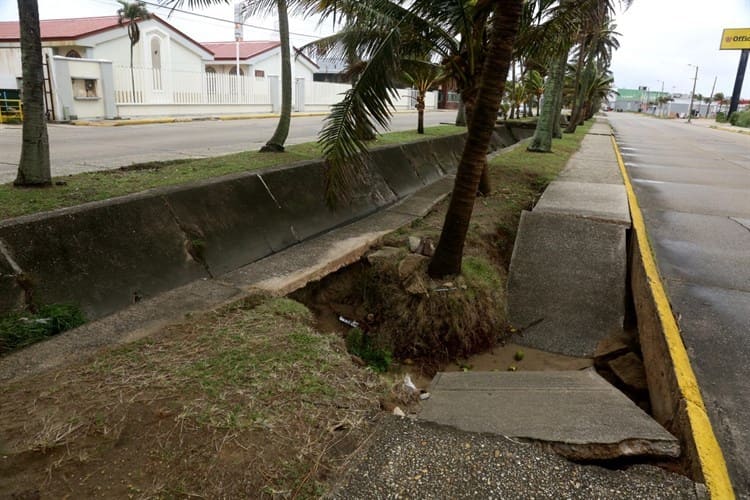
left=419, top=392, right=431, bottom=401
left=392, top=406, right=406, bottom=417
left=403, top=374, right=418, bottom=392
left=338, top=316, right=360, bottom=328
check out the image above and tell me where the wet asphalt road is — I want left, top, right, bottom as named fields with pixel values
left=0, top=110, right=456, bottom=183
left=609, top=112, right=750, bottom=497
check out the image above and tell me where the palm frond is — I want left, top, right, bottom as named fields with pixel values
left=319, top=25, right=402, bottom=205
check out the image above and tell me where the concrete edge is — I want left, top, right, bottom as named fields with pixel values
left=611, top=135, right=735, bottom=499
left=68, top=109, right=425, bottom=127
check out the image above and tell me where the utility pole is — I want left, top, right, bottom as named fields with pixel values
left=687, top=64, right=698, bottom=123
left=707, top=76, right=717, bottom=118
left=728, top=49, right=749, bottom=119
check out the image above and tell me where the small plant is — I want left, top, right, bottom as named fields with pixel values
left=729, top=109, right=750, bottom=128
left=0, top=304, right=85, bottom=354
left=345, top=327, right=392, bottom=372
left=716, top=111, right=727, bottom=123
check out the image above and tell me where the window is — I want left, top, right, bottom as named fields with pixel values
left=151, top=37, right=162, bottom=90
left=65, top=49, right=81, bottom=58
left=254, top=69, right=265, bottom=78
left=72, top=78, right=98, bottom=98
left=205, top=66, right=216, bottom=94
left=229, top=66, right=244, bottom=76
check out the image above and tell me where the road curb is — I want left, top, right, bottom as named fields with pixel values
left=68, top=109, right=423, bottom=127
left=610, top=135, right=735, bottom=499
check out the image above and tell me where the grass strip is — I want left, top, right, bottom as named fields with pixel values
left=0, top=126, right=461, bottom=221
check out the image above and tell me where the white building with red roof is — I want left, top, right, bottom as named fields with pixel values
left=0, top=13, right=431, bottom=120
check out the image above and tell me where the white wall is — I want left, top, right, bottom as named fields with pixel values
left=94, top=37, right=141, bottom=68
left=0, top=47, right=22, bottom=89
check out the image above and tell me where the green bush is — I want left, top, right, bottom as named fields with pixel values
left=729, top=109, right=750, bottom=128
left=716, top=111, right=727, bottom=123
left=345, top=327, right=392, bottom=373
left=0, top=304, right=85, bottom=354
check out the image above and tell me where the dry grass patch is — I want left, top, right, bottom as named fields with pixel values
left=0, top=295, right=386, bottom=498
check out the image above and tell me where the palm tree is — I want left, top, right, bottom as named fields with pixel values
left=117, top=0, right=150, bottom=103
left=166, top=0, right=298, bottom=152
left=401, top=59, right=445, bottom=134
left=15, top=0, right=51, bottom=187
left=428, top=0, right=524, bottom=277
left=713, top=92, right=726, bottom=115
left=303, top=0, right=523, bottom=274
left=303, top=0, right=500, bottom=195
left=524, top=69, right=545, bottom=116
left=527, top=0, right=630, bottom=151
left=564, top=17, right=620, bottom=133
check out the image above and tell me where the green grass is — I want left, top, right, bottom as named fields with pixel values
left=0, top=125, right=464, bottom=221
left=0, top=304, right=85, bottom=354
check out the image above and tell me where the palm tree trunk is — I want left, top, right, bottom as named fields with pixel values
left=564, top=39, right=587, bottom=134
left=461, top=86, right=492, bottom=196
left=552, top=83, right=564, bottom=138
left=416, top=92, right=425, bottom=134
left=261, top=0, right=292, bottom=152
left=455, top=98, right=466, bottom=126
left=527, top=50, right=566, bottom=153
left=428, top=0, right=523, bottom=278
left=15, top=0, right=50, bottom=187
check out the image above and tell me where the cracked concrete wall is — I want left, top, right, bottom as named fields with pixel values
left=0, top=131, right=487, bottom=321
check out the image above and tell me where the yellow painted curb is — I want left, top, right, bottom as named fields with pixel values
left=611, top=135, right=735, bottom=500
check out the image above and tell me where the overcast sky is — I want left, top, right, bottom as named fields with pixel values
left=612, top=0, right=750, bottom=97
left=1, top=0, right=749, bottom=98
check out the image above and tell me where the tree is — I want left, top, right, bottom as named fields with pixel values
left=167, top=0, right=298, bottom=152
left=713, top=92, right=726, bottom=114
left=526, top=0, right=630, bottom=151
left=524, top=69, right=545, bottom=116
left=15, top=0, right=50, bottom=187
left=304, top=0, right=523, bottom=273
left=117, top=0, right=150, bottom=103
left=303, top=0, right=501, bottom=195
left=428, top=0, right=524, bottom=277
left=401, top=59, right=445, bottom=134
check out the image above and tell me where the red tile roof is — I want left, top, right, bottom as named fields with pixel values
left=0, top=16, right=123, bottom=41
left=0, top=15, right=209, bottom=56
left=202, top=41, right=280, bottom=60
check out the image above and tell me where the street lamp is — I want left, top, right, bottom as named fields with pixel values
left=687, top=64, right=699, bottom=123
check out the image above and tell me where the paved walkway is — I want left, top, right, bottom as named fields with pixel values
left=609, top=112, right=749, bottom=498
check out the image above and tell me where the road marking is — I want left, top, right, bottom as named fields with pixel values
left=611, top=135, right=735, bottom=500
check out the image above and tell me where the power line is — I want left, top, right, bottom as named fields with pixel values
left=136, top=0, right=324, bottom=39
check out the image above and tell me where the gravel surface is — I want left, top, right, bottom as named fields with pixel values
left=328, top=416, right=705, bottom=499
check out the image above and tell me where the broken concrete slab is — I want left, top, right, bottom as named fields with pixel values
left=609, top=352, right=649, bottom=392
left=534, top=181, right=631, bottom=226
left=419, top=369, right=680, bottom=460
left=507, top=211, right=627, bottom=357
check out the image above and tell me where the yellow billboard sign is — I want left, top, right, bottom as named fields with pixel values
left=720, top=28, right=750, bottom=50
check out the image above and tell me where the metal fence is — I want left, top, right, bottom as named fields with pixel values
left=0, top=99, right=23, bottom=123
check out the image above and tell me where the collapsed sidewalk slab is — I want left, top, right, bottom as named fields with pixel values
left=419, top=369, right=680, bottom=460
left=507, top=211, right=627, bottom=356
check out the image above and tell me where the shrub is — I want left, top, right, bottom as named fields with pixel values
left=345, top=327, right=392, bottom=372
left=716, top=111, right=727, bottom=123
left=0, top=304, right=85, bottom=354
left=729, top=109, right=750, bottom=128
